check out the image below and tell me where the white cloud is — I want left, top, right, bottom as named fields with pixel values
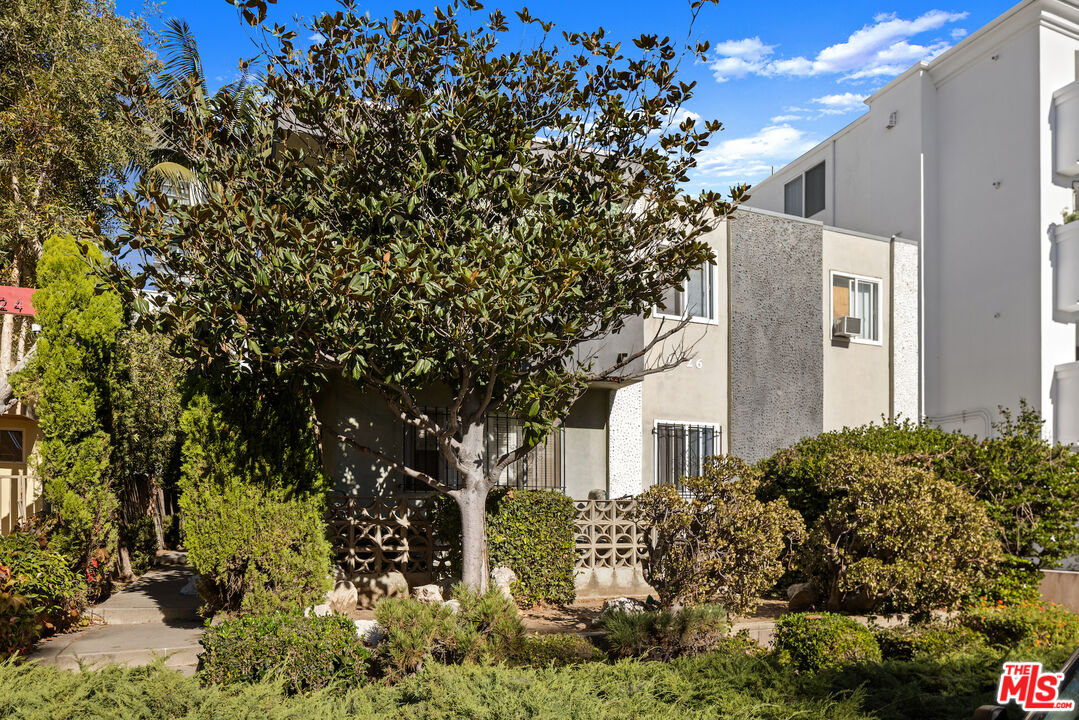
left=709, top=37, right=775, bottom=82
left=309, top=32, right=327, bottom=43
left=770, top=114, right=803, bottom=123
left=951, top=28, right=969, bottom=39
left=696, top=124, right=819, bottom=185
left=709, top=10, right=969, bottom=83
left=810, top=92, right=866, bottom=115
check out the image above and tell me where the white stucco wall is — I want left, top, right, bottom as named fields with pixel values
left=606, top=383, right=642, bottom=497
left=891, top=239, right=922, bottom=421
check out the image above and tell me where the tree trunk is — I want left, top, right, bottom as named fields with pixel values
left=454, top=411, right=491, bottom=591
left=456, top=483, right=490, bottom=591
left=0, top=254, right=20, bottom=378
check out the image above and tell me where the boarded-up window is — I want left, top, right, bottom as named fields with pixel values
left=832, top=274, right=880, bottom=342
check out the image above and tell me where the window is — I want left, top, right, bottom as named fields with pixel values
left=805, top=162, right=826, bottom=217
left=657, top=261, right=715, bottom=321
left=402, top=409, right=563, bottom=492
left=784, top=176, right=803, bottom=216
left=654, top=422, right=720, bottom=494
left=0, top=429, right=23, bottom=463
left=784, top=162, right=826, bottom=218
left=831, top=273, right=880, bottom=343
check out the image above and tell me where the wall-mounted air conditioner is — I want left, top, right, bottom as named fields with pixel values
left=833, top=316, right=862, bottom=339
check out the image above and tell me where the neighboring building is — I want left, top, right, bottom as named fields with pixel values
left=322, top=207, right=920, bottom=498
left=0, top=402, right=40, bottom=535
left=745, top=0, right=1079, bottom=442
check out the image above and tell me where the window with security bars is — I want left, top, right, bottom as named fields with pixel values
left=654, top=422, right=720, bottom=493
left=402, top=409, right=564, bottom=493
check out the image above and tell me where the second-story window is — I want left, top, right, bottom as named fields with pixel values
left=657, top=261, right=715, bottom=321
left=831, top=272, right=880, bottom=343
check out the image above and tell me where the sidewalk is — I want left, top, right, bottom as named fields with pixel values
left=28, top=551, right=204, bottom=676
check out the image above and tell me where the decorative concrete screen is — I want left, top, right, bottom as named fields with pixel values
left=326, top=494, right=451, bottom=584
left=327, top=494, right=654, bottom=598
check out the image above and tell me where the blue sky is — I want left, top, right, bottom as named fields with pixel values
left=115, top=0, right=1017, bottom=192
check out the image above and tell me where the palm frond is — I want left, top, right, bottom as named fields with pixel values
left=157, top=18, right=206, bottom=98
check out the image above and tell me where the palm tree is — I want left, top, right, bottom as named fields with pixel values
left=142, top=18, right=262, bottom=201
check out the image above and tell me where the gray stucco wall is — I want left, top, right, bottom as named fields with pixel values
left=728, top=210, right=824, bottom=462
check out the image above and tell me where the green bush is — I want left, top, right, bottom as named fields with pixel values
left=198, top=612, right=368, bottom=693
left=758, top=409, right=1079, bottom=603
left=799, top=450, right=999, bottom=613
left=634, top=455, right=804, bottom=613
left=0, top=565, right=37, bottom=657
left=515, top=633, right=604, bottom=667
left=433, top=489, right=576, bottom=605
left=773, top=612, right=881, bottom=673
left=374, top=585, right=524, bottom=680
left=601, top=604, right=728, bottom=661
left=874, top=622, right=988, bottom=662
left=0, top=527, right=86, bottom=654
left=959, top=599, right=1079, bottom=651
left=179, top=387, right=331, bottom=616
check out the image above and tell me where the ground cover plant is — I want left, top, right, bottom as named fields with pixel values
left=601, top=604, right=729, bottom=660
left=3, top=637, right=1076, bottom=720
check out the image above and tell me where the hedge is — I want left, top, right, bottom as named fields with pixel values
left=434, top=489, right=576, bottom=605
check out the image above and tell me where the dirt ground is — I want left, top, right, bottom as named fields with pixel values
left=348, top=597, right=789, bottom=634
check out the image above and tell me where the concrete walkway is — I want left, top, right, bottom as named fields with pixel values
left=29, top=551, right=204, bottom=676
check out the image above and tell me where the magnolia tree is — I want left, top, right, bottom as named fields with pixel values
left=100, top=0, right=746, bottom=589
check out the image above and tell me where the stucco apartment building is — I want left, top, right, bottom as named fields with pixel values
left=324, top=208, right=920, bottom=499
left=746, top=0, right=1079, bottom=443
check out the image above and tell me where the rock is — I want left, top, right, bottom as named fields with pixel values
left=602, top=597, right=646, bottom=615
left=355, top=571, right=409, bottom=608
left=839, top=588, right=876, bottom=613
left=490, top=566, right=516, bottom=601
left=575, top=622, right=587, bottom=630
left=412, top=584, right=444, bottom=604
left=326, top=583, right=358, bottom=614
left=305, top=604, right=332, bottom=618
left=179, top=575, right=199, bottom=596
left=442, top=599, right=461, bottom=614
left=354, top=619, right=385, bottom=645
left=593, top=597, right=647, bottom=627
left=787, top=583, right=818, bottom=611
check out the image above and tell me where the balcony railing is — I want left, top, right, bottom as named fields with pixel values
left=1054, top=80, right=1079, bottom=182
left=1053, top=361, right=1079, bottom=447
left=1053, top=221, right=1079, bottom=321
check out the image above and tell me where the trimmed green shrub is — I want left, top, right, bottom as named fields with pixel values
left=374, top=585, right=524, bottom=680
left=198, top=612, right=368, bottom=693
left=515, top=633, right=604, bottom=667
left=0, top=527, right=86, bottom=654
left=433, top=489, right=576, bottom=605
left=634, top=455, right=804, bottom=613
left=758, top=409, right=1079, bottom=603
left=799, top=450, right=999, bottom=613
left=773, top=612, right=881, bottom=673
left=959, top=599, right=1079, bottom=651
left=179, top=387, right=331, bottom=616
left=874, top=622, right=988, bottom=662
left=601, top=604, right=728, bottom=661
